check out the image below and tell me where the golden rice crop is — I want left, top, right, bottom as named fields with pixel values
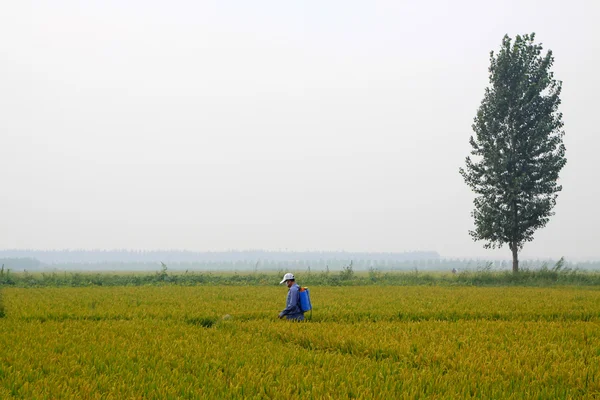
left=0, top=286, right=598, bottom=398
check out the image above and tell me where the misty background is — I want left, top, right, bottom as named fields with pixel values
left=1, top=1, right=599, bottom=262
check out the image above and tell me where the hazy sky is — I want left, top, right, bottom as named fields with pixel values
left=1, top=0, right=599, bottom=260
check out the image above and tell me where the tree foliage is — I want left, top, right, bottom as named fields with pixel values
left=460, top=33, right=566, bottom=272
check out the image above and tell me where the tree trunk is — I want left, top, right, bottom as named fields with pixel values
left=511, top=243, right=519, bottom=273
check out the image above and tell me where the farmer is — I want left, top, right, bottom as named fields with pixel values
left=278, top=272, right=304, bottom=321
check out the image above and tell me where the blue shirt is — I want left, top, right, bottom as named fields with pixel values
left=279, top=283, right=304, bottom=320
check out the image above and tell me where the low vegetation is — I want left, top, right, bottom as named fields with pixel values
left=1, top=259, right=600, bottom=287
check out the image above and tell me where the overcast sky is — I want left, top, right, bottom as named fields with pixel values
left=1, top=0, right=598, bottom=260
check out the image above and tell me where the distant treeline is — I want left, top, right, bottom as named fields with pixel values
left=1, top=253, right=600, bottom=272
left=0, top=249, right=439, bottom=264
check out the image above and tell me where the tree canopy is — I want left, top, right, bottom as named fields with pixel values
left=460, top=33, right=567, bottom=272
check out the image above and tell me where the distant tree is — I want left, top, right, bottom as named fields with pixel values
left=460, top=33, right=566, bottom=273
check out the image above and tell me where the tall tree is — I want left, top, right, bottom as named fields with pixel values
left=460, top=33, right=566, bottom=272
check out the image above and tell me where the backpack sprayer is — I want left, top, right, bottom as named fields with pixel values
left=299, top=287, right=312, bottom=320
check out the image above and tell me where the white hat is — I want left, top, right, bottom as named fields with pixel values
left=279, top=272, right=295, bottom=284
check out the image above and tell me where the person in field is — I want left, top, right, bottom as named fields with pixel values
left=278, top=273, right=304, bottom=321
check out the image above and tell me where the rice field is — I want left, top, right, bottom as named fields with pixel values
left=1, top=285, right=599, bottom=398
